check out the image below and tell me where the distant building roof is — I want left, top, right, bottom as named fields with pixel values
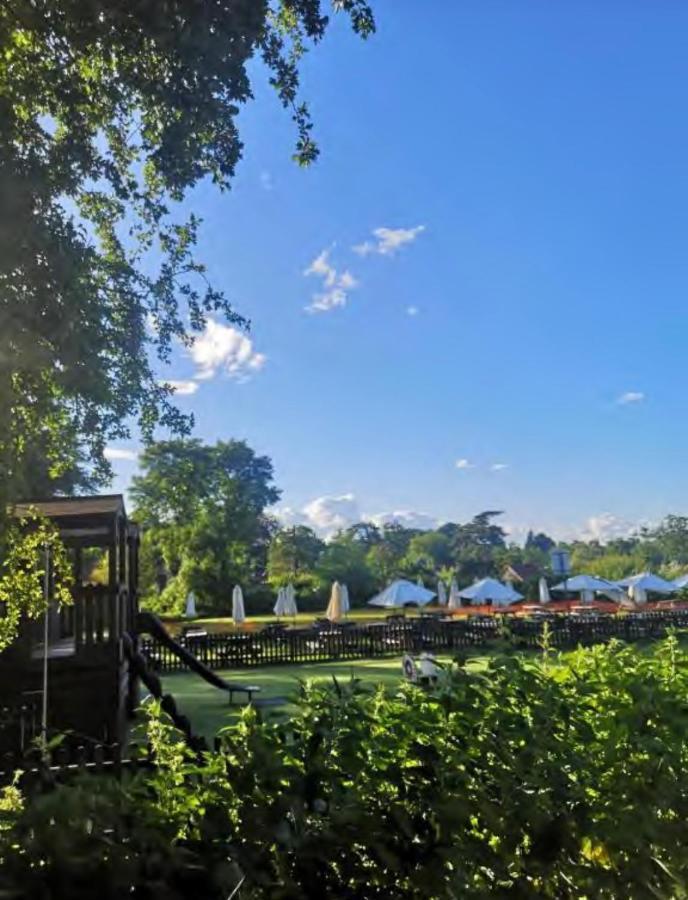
left=503, top=563, right=541, bottom=582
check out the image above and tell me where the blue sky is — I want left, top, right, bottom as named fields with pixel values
left=107, top=1, right=688, bottom=543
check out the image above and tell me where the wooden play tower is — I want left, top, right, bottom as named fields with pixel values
left=0, top=495, right=140, bottom=753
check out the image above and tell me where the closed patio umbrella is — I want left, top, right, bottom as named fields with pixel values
left=340, top=583, right=350, bottom=615
left=184, top=591, right=197, bottom=618
left=232, top=585, right=245, bottom=625
left=325, top=582, right=344, bottom=621
left=448, top=578, right=461, bottom=610
left=629, top=584, right=647, bottom=605
left=274, top=587, right=288, bottom=617
left=285, top=583, right=298, bottom=616
left=437, top=580, right=448, bottom=606
left=538, top=577, right=551, bottom=605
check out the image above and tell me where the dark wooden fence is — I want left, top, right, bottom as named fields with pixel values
left=0, top=738, right=155, bottom=791
left=140, top=609, right=688, bottom=674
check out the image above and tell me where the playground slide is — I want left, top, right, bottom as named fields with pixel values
left=122, top=631, right=207, bottom=752
left=136, top=611, right=260, bottom=701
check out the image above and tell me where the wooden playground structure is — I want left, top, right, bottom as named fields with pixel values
left=0, top=495, right=140, bottom=753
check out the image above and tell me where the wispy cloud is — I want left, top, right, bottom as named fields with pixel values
left=104, top=446, right=138, bottom=462
left=162, top=379, right=199, bottom=396
left=617, top=391, right=645, bottom=405
left=303, top=248, right=359, bottom=313
left=490, top=463, right=509, bottom=471
left=455, top=458, right=474, bottom=470
left=353, top=225, right=425, bottom=257
left=406, top=305, right=419, bottom=317
left=368, top=510, right=439, bottom=530
left=190, top=318, right=266, bottom=382
left=259, top=170, right=273, bottom=191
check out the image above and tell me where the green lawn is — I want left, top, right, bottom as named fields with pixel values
left=161, top=653, right=490, bottom=740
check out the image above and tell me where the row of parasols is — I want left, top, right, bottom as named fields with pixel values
left=190, top=570, right=688, bottom=625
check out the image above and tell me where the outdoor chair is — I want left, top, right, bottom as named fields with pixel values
left=401, top=653, right=440, bottom=688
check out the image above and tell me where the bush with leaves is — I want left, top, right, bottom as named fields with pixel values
left=0, top=511, right=73, bottom=651
left=4, top=639, right=688, bottom=897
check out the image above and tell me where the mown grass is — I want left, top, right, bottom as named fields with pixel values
left=161, top=652, right=492, bottom=739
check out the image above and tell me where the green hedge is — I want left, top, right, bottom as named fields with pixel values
left=3, top=637, right=688, bottom=897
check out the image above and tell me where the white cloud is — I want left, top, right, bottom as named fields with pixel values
left=353, top=225, right=425, bottom=257
left=189, top=318, right=266, bottom=382
left=104, top=446, right=138, bottom=462
left=617, top=391, right=645, bottom=405
left=304, top=248, right=337, bottom=285
left=455, top=458, right=474, bottom=470
left=406, top=305, right=419, bottom=316
left=162, top=379, right=199, bottom=396
left=368, top=510, right=439, bottom=531
left=274, top=495, right=438, bottom=538
left=303, top=248, right=359, bottom=313
left=302, top=493, right=360, bottom=535
left=259, top=170, right=273, bottom=191
left=579, top=513, right=641, bottom=543
left=490, top=463, right=509, bottom=471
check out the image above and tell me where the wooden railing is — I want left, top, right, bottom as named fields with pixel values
left=71, top=585, right=131, bottom=649
left=140, top=609, right=688, bottom=674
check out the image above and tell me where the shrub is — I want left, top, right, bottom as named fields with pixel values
left=3, top=638, right=688, bottom=897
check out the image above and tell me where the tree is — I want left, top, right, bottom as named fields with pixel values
left=131, top=439, right=280, bottom=611
left=525, top=530, right=556, bottom=555
left=450, top=511, right=506, bottom=582
left=0, top=1, right=375, bottom=511
left=338, top=522, right=382, bottom=548
left=402, top=531, right=453, bottom=579
left=316, top=541, right=375, bottom=604
left=642, top=516, right=688, bottom=566
left=267, top=526, right=324, bottom=591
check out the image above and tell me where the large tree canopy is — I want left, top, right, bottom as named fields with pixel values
left=0, top=0, right=375, bottom=503
left=131, top=439, right=280, bottom=610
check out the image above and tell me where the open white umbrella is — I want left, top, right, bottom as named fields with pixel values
left=368, top=579, right=435, bottom=608
left=340, top=583, right=350, bottom=615
left=232, top=585, right=245, bottom=625
left=538, top=577, right=551, bottom=605
left=437, top=580, right=448, bottom=606
left=325, top=582, right=344, bottom=621
left=459, top=577, right=523, bottom=606
left=617, top=572, right=678, bottom=595
left=447, top=578, right=461, bottom=610
left=673, top=573, right=688, bottom=589
left=551, top=574, right=620, bottom=595
left=285, top=583, right=298, bottom=616
left=184, top=591, right=197, bottom=618
left=273, top=587, right=288, bottom=617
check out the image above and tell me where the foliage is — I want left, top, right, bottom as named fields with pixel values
left=0, top=0, right=375, bottom=509
left=4, top=639, right=688, bottom=896
left=0, top=511, right=73, bottom=651
left=266, top=525, right=324, bottom=592
left=132, top=439, right=280, bottom=612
